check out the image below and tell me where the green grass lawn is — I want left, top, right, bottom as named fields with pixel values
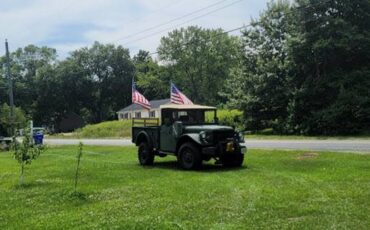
left=49, top=120, right=132, bottom=139
left=245, top=134, right=370, bottom=140
left=1, top=146, right=369, bottom=229
left=48, top=119, right=370, bottom=140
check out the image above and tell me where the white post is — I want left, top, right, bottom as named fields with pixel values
left=30, top=120, right=33, bottom=136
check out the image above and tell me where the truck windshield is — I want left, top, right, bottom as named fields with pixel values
left=162, top=109, right=217, bottom=125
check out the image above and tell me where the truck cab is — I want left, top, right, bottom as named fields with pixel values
left=132, top=104, right=246, bottom=170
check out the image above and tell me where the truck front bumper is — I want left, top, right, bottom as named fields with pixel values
left=201, top=143, right=246, bottom=156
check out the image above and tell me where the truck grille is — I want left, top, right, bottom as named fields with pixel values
left=214, top=131, right=234, bottom=142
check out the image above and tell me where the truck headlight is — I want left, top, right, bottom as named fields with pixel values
left=238, top=132, right=245, bottom=142
left=200, top=131, right=212, bottom=143
left=200, top=131, right=206, bottom=140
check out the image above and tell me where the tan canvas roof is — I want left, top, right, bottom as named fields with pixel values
left=160, top=104, right=216, bottom=110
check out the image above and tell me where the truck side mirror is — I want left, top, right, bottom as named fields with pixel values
left=173, top=121, right=183, bottom=138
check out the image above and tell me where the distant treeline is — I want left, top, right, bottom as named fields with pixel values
left=0, top=0, right=369, bottom=135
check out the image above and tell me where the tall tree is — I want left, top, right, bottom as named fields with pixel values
left=134, top=50, right=169, bottom=100
left=70, top=42, right=135, bottom=122
left=158, top=26, right=242, bottom=105
left=0, top=45, right=57, bottom=116
left=32, top=59, right=93, bottom=128
left=288, top=0, right=370, bottom=134
left=222, top=0, right=293, bottom=131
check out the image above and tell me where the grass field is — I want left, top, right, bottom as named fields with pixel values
left=1, top=146, right=369, bottom=229
left=47, top=119, right=370, bottom=140
left=245, top=134, right=370, bottom=140
left=50, top=120, right=132, bottom=139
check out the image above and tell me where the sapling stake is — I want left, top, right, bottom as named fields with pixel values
left=74, top=142, right=83, bottom=193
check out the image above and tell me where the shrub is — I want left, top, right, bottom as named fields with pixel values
left=13, top=127, right=46, bottom=185
left=206, top=109, right=244, bottom=130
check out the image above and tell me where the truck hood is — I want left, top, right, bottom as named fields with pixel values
left=183, top=125, right=234, bottom=133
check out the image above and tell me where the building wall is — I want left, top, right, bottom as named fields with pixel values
left=117, top=109, right=160, bottom=120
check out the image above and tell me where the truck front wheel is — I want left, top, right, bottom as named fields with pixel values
left=178, top=143, right=202, bottom=170
left=138, top=142, right=154, bottom=166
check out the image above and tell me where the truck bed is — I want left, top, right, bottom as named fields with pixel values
left=131, top=118, right=161, bottom=149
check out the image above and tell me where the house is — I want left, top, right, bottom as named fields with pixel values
left=117, top=99, right=171, bottom=120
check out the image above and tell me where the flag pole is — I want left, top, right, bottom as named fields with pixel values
left=170, top=80, right=172, bottom=104
left=131, top=77, right=134, bottom=122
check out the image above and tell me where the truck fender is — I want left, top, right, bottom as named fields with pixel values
left=176, top=134, right=202, bottom=154
left=135, top=131, right=152, bottom=147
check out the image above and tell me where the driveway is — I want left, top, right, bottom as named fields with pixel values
left=44, top=138, right=370, bottom=153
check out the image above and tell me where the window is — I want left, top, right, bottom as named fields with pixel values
left=135, top=112, right=141, bottom=118
left=178, top=111, right=189, bottom=122
left=124, top=113, right=129, bottom=119
left=149, top=111, right=156, bottom=118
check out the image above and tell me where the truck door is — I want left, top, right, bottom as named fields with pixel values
left=160, top=123, right=177, bottom=152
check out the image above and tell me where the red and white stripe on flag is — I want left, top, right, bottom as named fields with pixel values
left=170, top=83, right=193, bottom=105
left=132, top=90, right=151, bottom=110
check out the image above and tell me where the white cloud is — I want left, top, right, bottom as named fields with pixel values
left=0, top=0, right=269, bottom=58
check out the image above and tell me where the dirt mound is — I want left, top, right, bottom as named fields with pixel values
left=297, top=152, right=319, bottom=160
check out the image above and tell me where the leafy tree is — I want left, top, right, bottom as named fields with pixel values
left=13, top=127, right=45, bottom=185
left=70, top=42, right=135, bottom=122
left=6, top=45, right=56, bottom=115
left=134, top=50, right=169, bottom=100
left=0, top=45, right=57, bottom=130
left=224, top=0, right=370, bottom=135
left=32, top=59, right=93, bottom=129
left=222, top=0, right=293, bottom=131
left=158, top=26, right=243, bottom=105
left=287, top=0, right=370, bottom=134
left=0, top=103, right=28, bottom=136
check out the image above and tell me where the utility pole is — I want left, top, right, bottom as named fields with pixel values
left=5, top=39, right=15, bottom=136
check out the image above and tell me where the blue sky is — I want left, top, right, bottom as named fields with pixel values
left=0, top=0, right=269, bottom=59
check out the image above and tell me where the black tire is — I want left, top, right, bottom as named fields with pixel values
left=178, top=143, right=202, bottom=170
left=138, top=142, right=154, bottom=166
left=222, top=154, right=244, bottom=167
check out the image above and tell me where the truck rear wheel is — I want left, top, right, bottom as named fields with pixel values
left=178, top=143, right=202, bottom=170
left=138, top=142, right=154, bottom=166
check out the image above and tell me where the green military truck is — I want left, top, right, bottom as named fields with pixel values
left=131, top=104, right=246, bottom=170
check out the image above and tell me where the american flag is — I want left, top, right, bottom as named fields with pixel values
left=170, top=83, right=193, bottom=105
left=132, top=79, right=151, bottom=110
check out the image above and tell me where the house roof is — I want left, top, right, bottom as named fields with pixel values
left=117, top=99, right=171, bottom=113
left=160, top=104, right=216, bottom=110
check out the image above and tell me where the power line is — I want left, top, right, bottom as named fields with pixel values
left=29, top=1, right=185, bottom=54
left=113, top=0, right=232, bottom=42
left=148, top=25, right=249, bottom=55
left=120, top=0, right=187, bottom=26
left=122, top=0, right=245, bottom=46
left=147, top=0, right=332, bottom=56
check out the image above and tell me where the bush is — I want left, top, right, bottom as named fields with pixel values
left=206, top=109, right=244, bottom=130
left=0, top=103, right=27, bottom=136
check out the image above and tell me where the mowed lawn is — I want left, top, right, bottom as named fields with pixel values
left=0, top=146, right=369, bottom=229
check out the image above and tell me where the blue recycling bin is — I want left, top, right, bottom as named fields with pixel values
left=33, top=133, right=44, bottom=145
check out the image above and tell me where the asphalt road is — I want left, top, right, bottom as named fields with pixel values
left=44, top=138, right=370, bottom=153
